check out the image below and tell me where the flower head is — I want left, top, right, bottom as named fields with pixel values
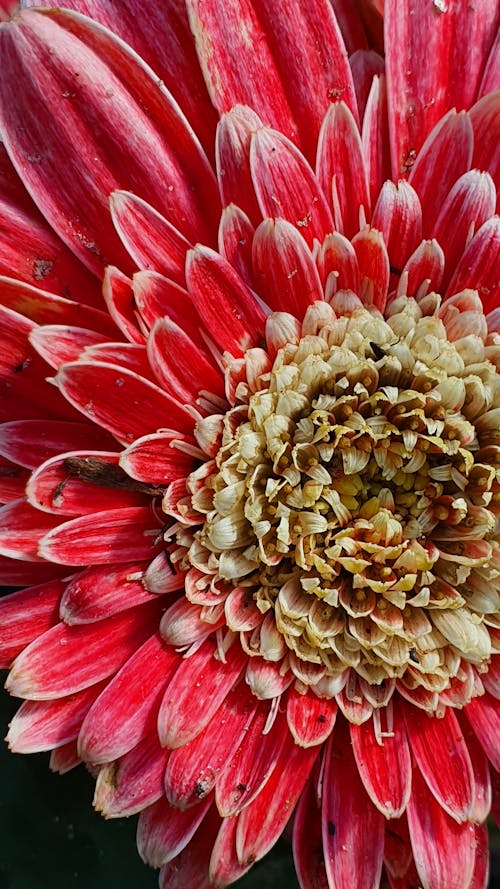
left=0, top=2, right=499, bottom=888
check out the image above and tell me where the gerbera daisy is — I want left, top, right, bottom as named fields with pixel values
left=0, top=1, right=499, bottom=888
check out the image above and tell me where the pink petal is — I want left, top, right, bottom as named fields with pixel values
left=0, top=498, right=63, bottom=562
left=59, top=561, right=165, bottom=625
left=0, top=275, right=117, bottom=335
left=350, top=705, right=411, bottom=818
left=245, top=658, right=293, bottom=700
left=401, top=238, right=445, bottom=301
left=362, top=74, right=391, bottom=207
left=29, top=324, right=107, bottom=369
left=7, top=681, right=106, bottom=753
left=54, top=360, right=194, bottom=442
left=349, top=48, right=385, bottom=120
left=322, top=724, right=384, bottom=889
left=469, top=822, right=490, bottom=889
left=158, top=642, right=247, bottom=749
left=186, top=245, right=266, bottom=356
left=0, top=9, right=218, bottom=274
left=218, top=205, right=256, bottom=287
left=49, top=740, right=81, bottom=774
left=316, top=231, right=361, bottom=293
left=316, top=102, right=369, bottom=238
left=137, top=795, right=212, bottom=868
left=6, top=599, right=163, bottom=699
left=286, top=687, right=338, bottom=747
left=292, top=775, right=329, bottom=889
left=464, top=692, right=500, bottom=772
left=385, top=0, right=499, bottom=179
left=209, top=816, right=253, bottom=886
left=94, top=731, right=170, bottom=817
left=132, top=271, right=204, bottom=344
left=0, top=577, right=64, bottom=668
left=120, top=433, right=195, bottom=486
left=469, top=92, right=500, bottom=212
left=164, top=682, right=258, bottom=809
left=250, top=127, right=333, bottom=248
left=352, top=227, right=390, bottom=311
left=26, top=450, right=147, bottom=516
left=83, top=342, right=154, bottom=381
left=407, top=764, right=476, bottom=889
left=159, top=806, right=220, bottom=889
left=252, top=218, right=323, bottom=316
left=235, top=740, right=319, bottom=866
left=371, top=180, right=422, bottom=273
left=456, top=712, right=492, bottom=823
left=79, top=634, right=179, bottom=763
left=215, top=107, right=263, bottom=225
left=39, top=505, right=164, bottom=566
left=110, top=191, right=191, bottom=286
left=215, top=705, right=289, bottom=817
left=408, top=109, right=474, bottom=235
left=102, top=266, right=144, bottom=345
left=445, top=216, right=500, bottom=312
left=147, top=317, right=225, bottom=403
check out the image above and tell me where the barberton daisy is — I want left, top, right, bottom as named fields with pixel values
left=0, top=1, right=499, bottom=887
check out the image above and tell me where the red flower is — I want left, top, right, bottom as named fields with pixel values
left=0, top=2, right=499, bottom=888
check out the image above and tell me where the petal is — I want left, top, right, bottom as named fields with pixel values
left=29, top=324, right=107, bottom=369
left=362, top=74, right=391, bottom=207
left=78, top=634, right=179, bottom=763
left=250, top=127, right=333, bottom=247
left=94, top=731, right=169, bottom=818
left=464, top=692, right=500, bottom=772
left=186, top=245, right=266, bottom=356
left=0, top=275, right=117, bottom=335
left=385, top=0, right=499, bottom=178
left=0, top=498, right=63, bottom=562
left=49, top=740, right=80, bottom=774
left=120, top=433, right=195, bottom=486
left=407, top=764, right=477, bottom=889
left=445, top=216, right=500, bottom=312
left=401, top=238, right=445, bottom=301
left=322, top=722, right=384, bottom=889
left=6, top=599, right=162, bottom=699
left=292, top=775, right=329, bottom=889
left=252, top=218, right=323, bottom=316
left=351, top=227, right=390, bottom=311
left=157, top=642, right=247, bottom=749
left=110, top=190, right=191, bottom=286
left=102, top=266, right=144, bottom=345
left=59, top=560, right=162, bottom=624
left=286, top=687, right=338, bottom=747
left=159, top=806, right=220, bottom=889
left=218, top=205, right=255, bottom=287
left=54, top=359, right=194, bottom=442
left=0, top=555, right=67, bottom=586
left=215, top=107, right=263, bottom=225
left=137, top=795, right=212, bottom=868
left=316, top=231, right=361, bottom=293
left=210, top=816, right=252, bottom=886
left=316, top=101, right=370, bottom=238
left=0, top=577, right=64, bottom=668
left=456, top=712, right=492, bottom=824
left=371, top=180, right=422, bottom=272
left=7, top=682, right=106, bottom=753
left=132, top=271, right=204, bottom=343
left=408, top=109, right=474, bottom=234
left=147, top=317, right=225, bottom=403
left=0, top=420, right=117, bottom=471
left=39, top=505, right=163, bottom=566
left=350, top=705, right=411, bottom=818
left=469, top=92, right=500, bottom=212
left=349, top=48, right=385, bottom=120
left=0, top=8, right=218, bottom=274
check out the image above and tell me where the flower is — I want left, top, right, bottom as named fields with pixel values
left=0, top=1, right=499, bottom=887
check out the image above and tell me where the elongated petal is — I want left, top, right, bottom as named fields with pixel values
left=385, top=1, right=499, bottom=178
left=292, top=776, right=329, bottom=889
left=79, top=634, right=179, bottom=763
left=456, top=712, right=492, bottom=823
left=110, top=191, right=191, bottom=286
left=407, top=765, right=477, bottom=889
left=0, top=498, right=63, bottom=561
left=316, top=231, right=360, bottom=293
left=137, top=795, right=212, bottom=868
left=251, top=127, right=333, bottom=247
left=371, top=180, right=422, bottom=272
left=59, top=561, right=162, bottom=624
left=434, top=170, right=496, bottom=287
left=29, top=324, right=107, bottom=369
left=402, top=238, right=445, bottom=300
left=102, top=266, right=143, bottom=345
left=132, top=271, right=204, bottom=343
left=252, top=218, right=323, bottom=316
left=148, top=318, right=225, bottom=403
left=0, top=578, right=64, bottom=668
left=0, top=8, right=218, bottom=274
left=0, top=555, right=67, bottom=586
left=6, top=600, right=162, bottom=699
left=54, top=360, right=194, bottom=442
left=218, top=205, right=255, bottom=287
left=158, top=642, right=246, bottom=749
left=464, top=692, right=500, bottom=772
left=409, top=109, right=474, bottom=234
left=446, top=216, right=500, bottom=312
left=349, top=48, right=385, bottom=120
left=286, top=687, right=338, bottom=747
left=120, top=433, right=195, bottom=486
left=94, top=731, right=169, bottom=818
left=39, top=505, right=163, bottom=566
left=0, top=275, right=117, bottom=335
left=350, top=706, right=411, bottom=818
left=7, top=682, right=106, bottom=753
left=216, top=107, right=263, bottom=225
left=186, top=245, right=266, bottom=356
left=159, top=807, right=220, bottom=889
left=317, top=101, right=369, bottom=238
left=322, top=724, right=384, bottom=889
left=352, top=227, right=390, bottom=310
left=470, top=92, right=500, bottom=212
left=362, top=74, right=391, bottom=207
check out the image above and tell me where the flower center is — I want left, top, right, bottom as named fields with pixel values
left=166, top=295, right=500, bottom=709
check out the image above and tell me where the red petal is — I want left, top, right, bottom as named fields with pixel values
left=164, top=682, right=258, bottom=809
left=79, top=634, right=179, bottom=763
left=218, top=205, right=256, bottom=287
left=0, top=578, right=64, bottom=668
left=352, top=227, right=390, bottom=311
left=0, top=555, right=67, bottom=586
left=110, top=191, right=191, bottom=287
left=464, top=692, right=500, bottom=772
left=159, top=805, right=220, bottom=889
left=470, top=92, right=500, bottom=213
left=94, top=731, right=169, bottom=817
left=445, top=216, right=500, bottom=312
left=286, top=687, right=338, bottom=747
left=215, top=107, right=263, bottom=226
left=102, top=266, right=144, bottom=345
left=59, top=561, right=163, bottom=625
left=362, top=74, right=391, bottom=207
left=350, top=705, right=411, bottom=818
left=0, top=456, right=29, bottom=503
left=137, top=795, right=212, bottom=868
left=6, top=599, right=162, bottom=699
left=401, top=238, right=445, bottom=300
left=469, top=822, right=490, bottom=889
left=456, top=712, right=492, bottom=823
left=409, top=109, right=474, bottom=235
left=322, top=722, right=384, bottom=889
left=39, top=505, right=163, bottom=566
left=158, top=642, right=246, bottom=749
left=83, top=342, right=154, bottom=381
left=49, top=739, right=80, bottom=774
left=371, top=180, right=422, bottom=273
left=385, top=1, right=499, bottom=179
left=404, top=704, right=475, bottom=822
left=349, top=48, right=385, bottom=120
left=250, top=127, right=333, bottom=248
left=0, top=275, right=117, bottom=334
left=407, top=764, right=476, bottom=889
left=54, top=360, right=194, bottom=442
left=0, top=419, right=117, bottom=470
left=316, top=231, right=361, bottom=293
left=120, top=433, right=195, bottom=486
left=210, top=816, right=253, bottom=886
left=252, top=218, right=323, bottom=316
left=132, top=271, right=204, bottom=344
left=186, top=245, right=266, bottom=356
left=147, top=317, right=225, bottom=403
left=29, top=324, right=107, bottom=369
left=0, top=9, right=218, bottom=271
left=292, top=775, right=329, bottom=889
left=0, top=498, right=63, bottom=562
left=316, top=102, right=369, bottom=238
left=7, top=682, right=106, bottom=753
